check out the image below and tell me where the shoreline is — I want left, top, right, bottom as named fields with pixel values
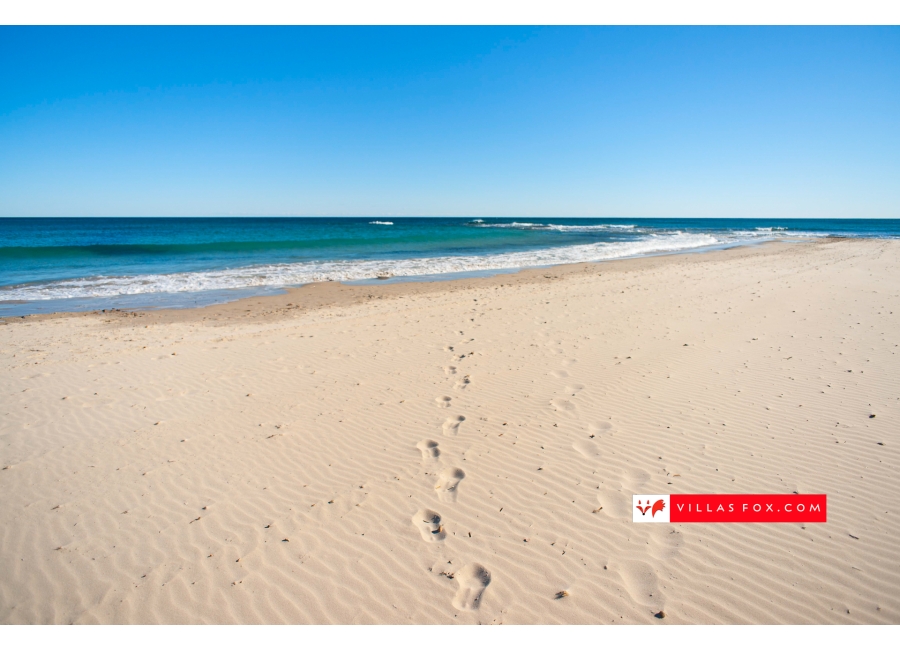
left=2, top=238, right=800, bottom=325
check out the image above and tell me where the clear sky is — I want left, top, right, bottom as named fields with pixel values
left=1, top=26, right=897, bottom=218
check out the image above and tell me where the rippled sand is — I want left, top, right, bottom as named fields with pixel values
left=1, top=238, right=898, bottom=623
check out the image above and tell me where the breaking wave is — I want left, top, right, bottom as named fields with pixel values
left=3, top=231, right=722, bottom=301
left=470, top=221, right=636, bottom=231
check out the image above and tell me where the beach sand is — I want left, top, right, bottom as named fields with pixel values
left=1, top=238, right=898, bottom=624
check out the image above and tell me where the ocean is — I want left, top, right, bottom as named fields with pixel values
left=1, top=217, right=898, bottom=316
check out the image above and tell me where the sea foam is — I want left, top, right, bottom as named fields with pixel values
left=4, top=231, right=722, bottom=301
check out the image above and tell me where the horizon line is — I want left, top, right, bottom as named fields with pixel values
left=2, top=215, right=898, bottom=220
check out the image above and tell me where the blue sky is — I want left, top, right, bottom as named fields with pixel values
left=0, top=26, right=897, bottom=218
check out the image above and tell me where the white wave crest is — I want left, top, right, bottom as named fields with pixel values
left=2, top=232, right=722, bottom=302
left=369, top=221, right=394, bottom=225
left=545, top=224, right=636, bottom=232
left=472, top=222, right=636, bottom=231
left=475, top=221, right=544, bottom=228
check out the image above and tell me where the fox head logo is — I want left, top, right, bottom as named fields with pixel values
left=635, top=498, right=666, bottom=517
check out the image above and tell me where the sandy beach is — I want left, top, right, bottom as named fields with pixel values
left=1, top=237, right=898, bottom=624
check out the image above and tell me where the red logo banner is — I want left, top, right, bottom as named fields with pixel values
left=668, top=494, right=826, bottom=523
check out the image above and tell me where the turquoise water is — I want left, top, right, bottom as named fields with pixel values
left=1, top=217, right=898, bottom=316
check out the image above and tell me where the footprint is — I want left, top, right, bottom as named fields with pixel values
left=550, top=369, right=569, bottom=378
left=454, top=375, right=471, bottom=390
left=417, top=439, right=440, bottom=460
left=621, top=468, right=651, bottom=492
left=412, top=509, right=446, bottom=542
left=550, top=398, right=576, bottom=412
left=573, top=439, right=600, bottom=458
left=444, top=366, right=458, bottom=375
left=588, top=421, right=613, bottom=436
left=564, top=384, right=585, bottom=395
left=648, top=529, right=684, bottom=561
left=617, top=560, right=664, bottom=611
left=435, top=396, right=452, bottom=409
left=435, top=467, right=466, bottom=502
left=452, top=563, right=492, bottom=611
left=442, top=415, right=465, bottom=436
left=596, top=489, right=632, bottom=518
